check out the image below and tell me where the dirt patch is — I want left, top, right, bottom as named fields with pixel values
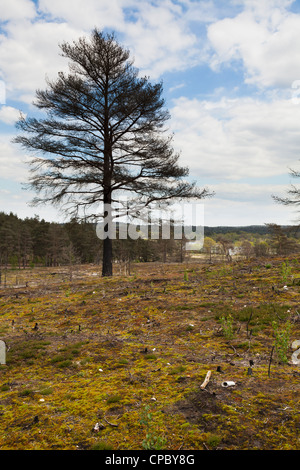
left=172, top=389, right=222, bottom=424
left=170, top=371, right=300, bottom=449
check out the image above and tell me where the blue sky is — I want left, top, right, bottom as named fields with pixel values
left=1, top=0, right=300, bottom=226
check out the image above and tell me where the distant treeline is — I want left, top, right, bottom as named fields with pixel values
left=0, top=211, right=298, bottom=268
left=204, top=225, right=294, bottom=236
left=0, top=211, right=99, bottom=268
left=0, top=211, right=190, bottom=267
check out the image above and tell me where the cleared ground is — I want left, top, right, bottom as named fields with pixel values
left=0, top=257, right=299, bottom=450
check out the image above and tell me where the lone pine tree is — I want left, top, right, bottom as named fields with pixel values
left=14, top=29, right=211, bottom=276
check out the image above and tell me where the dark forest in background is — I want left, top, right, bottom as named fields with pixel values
left=0, top=211, right=299, bottom=269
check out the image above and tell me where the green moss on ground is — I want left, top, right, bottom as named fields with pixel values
left=0, top=258, right=299, bottom=450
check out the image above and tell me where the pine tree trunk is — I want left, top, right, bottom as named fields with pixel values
left=102, top=79, right=113, bottom=277
left=102, top=236, right=113, bottom=276
left=101, top=186, right=113, bottom=276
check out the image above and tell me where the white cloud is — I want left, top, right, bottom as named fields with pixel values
left=0, top=0, right=204, bottom=102
left=210, top=182, right=285, bottom=203
left=170, top=94, right=300, bottom=180
left=207, top=0, right=300, bottom=88
left=1, top=0, right=300, bottom=227
left=0, top=19, right=84, bottom=102
left=0, top=134, right=29, bottom=182
left=1, top=0, right=299, bottom=104
left=38, top=0, right=127, bottom=31
left=205, top=181, right=300, bottom=225
left=0, top=0, right=36, bottom=21
left=169, top=83, right=186, bottom=93
left=120, top=1, right=199, bottom=77
left=0, top=20, right=85, bottom=103
left=231, top=0, right=294, bottom=17
left=203, top=195, right=295, bottom=226
left=0, top=106, right=22, bottom=124
left=0, top=186, right=63, bottom=221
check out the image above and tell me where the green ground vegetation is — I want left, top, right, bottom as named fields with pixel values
left=0, top=256, right=299, bottom=450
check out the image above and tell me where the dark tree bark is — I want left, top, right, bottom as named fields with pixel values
left=14, top=29, right=212, bottom=276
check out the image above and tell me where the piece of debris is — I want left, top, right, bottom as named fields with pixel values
left=222, top=381, right=235, bottom=387
left=200, top=370, right=211, bottom=389
left=92, top=422, right=105, bottom=432
left=0, top=340, right=6, bottom=365
left=291, top=340, right=300, bottom=365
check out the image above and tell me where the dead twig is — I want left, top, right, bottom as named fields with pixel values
left=200, top=370, right=211, bottom=389
left=246, top=311, right=253, bottom=338
left=268, top=345, right=275, bottom=378
left=104, top=416, right=119, bottom=427
left=227, top=343, right=239, bottom=356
